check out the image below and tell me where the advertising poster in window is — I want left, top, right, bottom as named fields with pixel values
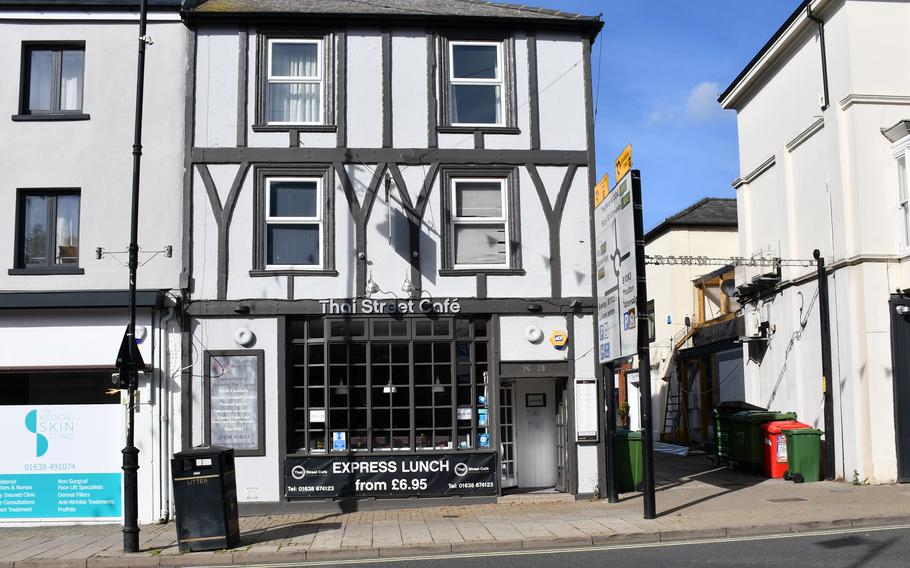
left=594, top=168, right=638, bottom=363
left=0, top=404, right=122, bottom=522
left=574, top=378, right=599, bottom=442
left=284, top=453, right=497, bottom=499
left=206, top=351, right=264, bottom=456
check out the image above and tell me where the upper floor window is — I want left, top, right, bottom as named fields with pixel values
left=267, top=39, right=322, bottom=124
left=449, top=42, right=503, bottom=126
left=440, top=168, right=522, bottom=273
left=899, top=154, right=909, bottom=251
left=19, top=44, right=85, bottom=117
left=438, top=36, right=516, bottom=131
left=253, top=166, right=335, bottom=274
left=266, top=178, right=322, bottom=267
left=14, top=190, right=80, bottom=271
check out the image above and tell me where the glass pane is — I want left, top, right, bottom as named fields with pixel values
left=451, top=84, right=500, bottom=125
left=268, top=82, right=320, bottom=123
left=414, top=365, right=432, bottom=385
left=270, top=180, right=318, bottom=217
left=55, top=195, right=79, bottom=264
left=28, top=50, right=53, bottom=112
left=271, top=42, right=319, bottom=77
left=389, top=320, right=408, bottom=337
left=452, top=44, right=498, bottom=79
left=456, top=181, right=502, bottom=217
left=308, top=319, right=324, bottom=339
left=307, top=344, right=324, bottom=364
left=60, top=50, right=84, bottom=111
left=454, top=223, right=506, bottom=265
left=266, top=223, right=319, bottom=265
left=24, top=195, right=48, bottom=266
left=415, top=320, right=432, bottom=336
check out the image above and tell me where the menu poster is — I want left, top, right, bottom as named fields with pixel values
left=574, top=378, right=599, bottom=442
left=206, top=350, right=265, bottom=456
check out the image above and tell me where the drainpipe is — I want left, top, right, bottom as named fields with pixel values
left=158, top=305, right=176, bottom=523
left=806, top=1, right=830, bottom=111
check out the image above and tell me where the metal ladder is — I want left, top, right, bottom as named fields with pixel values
left=662, top=373, right=683, bottom=443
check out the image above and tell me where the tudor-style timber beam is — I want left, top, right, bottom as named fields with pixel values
left=191, top=147, right=587, bottom=166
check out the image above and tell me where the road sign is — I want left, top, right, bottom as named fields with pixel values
left=594, top=173, right=610, bottom=207
left=615, top=144, right=632, bottom=183
left=595, top=172, right=637, bottom=363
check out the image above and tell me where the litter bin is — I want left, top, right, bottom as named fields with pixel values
left=761, top=420, right=809, bottom=478
left=714, top=401, right=766, bottom=466
left=614, top=430, right=643, bottom=493
left=784, top=428, right=823, bottom=483
left=172, top=445, right=240, bottom=552
left=729, top=411, right=797, bottom=471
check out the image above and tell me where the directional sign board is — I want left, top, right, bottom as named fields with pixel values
left=595, top=171, right=637, bottom=363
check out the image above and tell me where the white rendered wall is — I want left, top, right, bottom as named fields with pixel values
left=499, top=315, right=569, bottom=362
left=535, top=33, right=586, bottom=151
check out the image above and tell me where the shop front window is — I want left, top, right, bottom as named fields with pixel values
left=287, top=316, right=490, bottom=454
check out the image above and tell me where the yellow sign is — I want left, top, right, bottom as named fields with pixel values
left=594, top=173, right=610, bottom=207
left=549, top=330, right=569, bottom=349
left=614, top=144, right=632, bottom=183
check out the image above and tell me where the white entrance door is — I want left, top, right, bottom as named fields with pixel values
left=515, top=379, right=557, bottom=488
left=500, top=384, right=518, bottom=488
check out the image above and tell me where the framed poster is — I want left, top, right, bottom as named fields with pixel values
left=574, top=378, right=599, bottom=442
left=205, top=350, right=265, bottom=456
left=526, top=393, right=546, bottom=407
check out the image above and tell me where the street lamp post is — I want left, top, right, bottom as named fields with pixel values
left=121, top=0, right=150, bottom=553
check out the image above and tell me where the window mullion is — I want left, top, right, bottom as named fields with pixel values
left=47, top=195, right=58, bottom=268
left=51, top=50, right=62, bottom=114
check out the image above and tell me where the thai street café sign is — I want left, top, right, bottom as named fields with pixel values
left=320, top=298, right=462, bottom=315
left=284, top=453, right=497, bottom=498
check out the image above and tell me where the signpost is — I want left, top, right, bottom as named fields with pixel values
left=593, top=144, right=655, bottom=518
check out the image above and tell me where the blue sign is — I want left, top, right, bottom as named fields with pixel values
left=332, top=432, right=346, bottom=451
left=478, top=433, right=490, bottom=448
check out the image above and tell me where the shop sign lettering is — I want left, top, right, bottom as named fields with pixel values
left=320, top=298, right=462, bottom=315
left=284, top=453, right=497, bottom=499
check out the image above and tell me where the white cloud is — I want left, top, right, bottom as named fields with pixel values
left=646, top=108, right=674, bottom=126
left=686, top=81, right=723, bottom=121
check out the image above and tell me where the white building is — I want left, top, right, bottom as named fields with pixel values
left=720, top=0, right=910, bottom=482
left=181, top=0, right=605, bottom=511
left=0, top=0, right=187, bottom=523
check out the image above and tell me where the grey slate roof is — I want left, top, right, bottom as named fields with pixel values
left=645, top=197, right=738, bottom=243
left=187, top=0, right=600, bottom=23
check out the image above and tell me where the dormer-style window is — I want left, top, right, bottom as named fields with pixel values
left=448, top=42, right=503, bottom=126
left=255, top=33, right=335, bottom=131
left=267, top=39, right=322, bottom=124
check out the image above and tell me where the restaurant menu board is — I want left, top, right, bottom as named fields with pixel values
left=0, top=404, right=122, bottom=521
left=594, top=172, right=637, bottom=363
left=208, top=352, right=263, bottom=455
left=574, top=378, right=599, bottom=442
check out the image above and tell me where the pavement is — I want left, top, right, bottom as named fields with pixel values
left=3, top=453, right=910, bottom=567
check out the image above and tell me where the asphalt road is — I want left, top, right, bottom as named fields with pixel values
left=235, top=526, right=910, bottom=568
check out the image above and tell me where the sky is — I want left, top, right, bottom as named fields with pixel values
left=522, top=0, right=803, bottom=229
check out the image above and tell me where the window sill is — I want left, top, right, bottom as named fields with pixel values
left=252, top=124, right=337, bottom=133
left=437, top=126, right=520, bottom=135
left=439, top=268, right=525, bottom=277
left=249, top=269, right=338, bottom=277
left=8, top=267, right=84, bottom=276
left=12, top=113, right=90, bottom=122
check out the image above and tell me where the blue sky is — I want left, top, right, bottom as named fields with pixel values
left=523, top=0, right=802, bottom=228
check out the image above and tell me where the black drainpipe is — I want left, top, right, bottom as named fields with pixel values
left=806, top=1, right=830, bottom=111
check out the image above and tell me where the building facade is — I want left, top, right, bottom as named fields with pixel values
left=0, top=0, right=187, bottom=524
left=720, top=0, right=910, bottom=482
left=181, top=0, right=605, bottom=512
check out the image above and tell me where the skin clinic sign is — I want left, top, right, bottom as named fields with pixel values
left=0, top=405, right=123, bottom=521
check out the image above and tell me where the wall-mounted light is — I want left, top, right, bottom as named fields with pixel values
left=365, top=271, right=379, bottom=297
left=432, top=377, right=445, bottom=393
left=401, top=275, right=415, bottom=297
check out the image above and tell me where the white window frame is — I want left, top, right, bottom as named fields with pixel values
left=893, top=139, right=910, bottom=253
left=448, top=40, right=504, bottom=127
left=266, top=38, right=323, bottom=126
left=264, top=177, right=323, bottom=269
left=450, top=177, right=509, bottom=269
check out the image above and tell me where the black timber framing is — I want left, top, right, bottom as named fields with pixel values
left=186, top=298, right=594, bottom=317
left=0, top=290, right=167, bottom=309
left=526, top=164, right=577, bottom=298
left=334, top=162, right=386, bottom=297
left=382, top=28, right=392, bottom=148
left=386, top=163, right=440, bottom=296
left=191, top=148, right=587, bottom=166
left=336, top=28, right=347, bottom=148
left=197, top=162, right=252, bottom=300
left=566, top=313, right=579, bottom=495
left=181, top=30, right=197, bottom=291
left=527, top=31, right=541, bottom=150
left=426, top=31, right=437, bottom=149
left=237, top=27, right=248, bottom=147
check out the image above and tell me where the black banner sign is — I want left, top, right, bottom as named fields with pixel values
left=284, top=453, right=498, bottom=499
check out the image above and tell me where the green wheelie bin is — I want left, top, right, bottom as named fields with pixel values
left=784, top=428, right=822, bottom=483
left=614, top=430, right=643, bottom=493
left=714, top=401, right=766, bottom=467
left=729, top=411, right=797, bottom=471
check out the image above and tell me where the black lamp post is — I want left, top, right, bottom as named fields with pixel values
left=119, top=0, right=150, bottom=553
